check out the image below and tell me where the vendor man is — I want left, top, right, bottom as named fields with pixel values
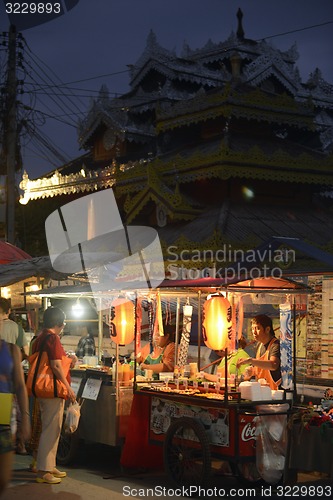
left=237, top=314, right=281, bottom=390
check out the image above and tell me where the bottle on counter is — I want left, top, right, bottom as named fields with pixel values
left=112, top=360, right=123, bottom=382
left=129, top=359, right=135, bottom=378
left=122, top=359, right=131, bottom=385
left=112, top=360, right=117, bottom=381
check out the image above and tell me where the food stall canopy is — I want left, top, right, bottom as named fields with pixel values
left=25, top=275, right=311, bottom=300
left=0, top=255, right=68, bottom=286
left=222, top=277, right=311, bottom=293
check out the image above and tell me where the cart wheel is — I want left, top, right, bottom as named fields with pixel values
left=56, top=420, right=79, bottom=465
left=164, top=417, right=211, bottom=489
left=231, top=462, right=262, bottom=486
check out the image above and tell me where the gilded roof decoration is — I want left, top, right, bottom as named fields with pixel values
left=20, top=133, right=333, bottom=203
left=124, top=163, right=199, bottom=224
left=19, top=167, right=116, bottom=204
left=156, top=86, right=314, bottom=132
left=115, top=142, right=333, bottom=196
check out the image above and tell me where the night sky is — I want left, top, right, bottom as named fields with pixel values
left=0, top=0, right=332, bottom=179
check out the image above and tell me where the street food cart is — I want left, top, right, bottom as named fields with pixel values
left=125, top=276, right=310, bottom=487
left=30, top=275, right=311, bottom=480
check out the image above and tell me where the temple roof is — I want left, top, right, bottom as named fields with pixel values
left=156, top=84, right=315, bottom=133
left=158, top=201, right=333, bottom=256
left=74, top=8, right=333, bottom=154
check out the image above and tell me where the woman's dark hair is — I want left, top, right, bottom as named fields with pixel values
left=163, top=324, right=175, bottom=342
left=43, top=307, right=65, bottom=329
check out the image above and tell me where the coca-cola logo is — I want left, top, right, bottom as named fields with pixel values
left=241, top=422, right=256, bottom=442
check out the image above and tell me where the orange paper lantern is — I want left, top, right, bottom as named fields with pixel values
left=110, top=298, right=135, bottom=346
left=202, top=295, right=232, bottom=350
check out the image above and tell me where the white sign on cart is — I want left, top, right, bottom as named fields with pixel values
left=81, top=378, right=102, bottom=400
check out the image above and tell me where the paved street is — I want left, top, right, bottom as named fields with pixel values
left=3, top=443, right=174, bottom=500
left=2, top=442, right=245, bottom=500
left=2, top=442, right=332, bottom=500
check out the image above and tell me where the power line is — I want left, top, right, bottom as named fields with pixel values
left=23, top=81, right=126, bottom=95
left=50, top=69, right=130, bottom=86
left=22, top=37, right=86, bottom=113
left=259, top=20, right=333, bottom=41
left=32, top=108, right=79, bottom=127
left=23, top=120, right=70, bottom=164
left=22, top=60, right=80, bottom=125
left=23, top=58, right=83, bottom=123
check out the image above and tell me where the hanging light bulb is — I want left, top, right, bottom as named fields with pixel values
left=1, top=287, right=11, bottom=299
left=72, top=298, right=84, bottom=318
left=202, top=295, right=232, bottom=350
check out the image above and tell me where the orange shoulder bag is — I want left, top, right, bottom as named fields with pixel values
left=26, top=335, right=72, bottom=399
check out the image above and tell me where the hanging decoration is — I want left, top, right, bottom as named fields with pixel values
left=147, top=298, right=155, bottom=354
left=279, top=301, right=293, bottom=389
left=164, top=298, right=172, bottom=325
left=110, top=297, right=135, bottom=346
left=202, top=295, right=232, bottom=351
left=233, top=295, right=243, bottom=350
left=135, top=297, right=142, bottom=354
left=177, top=299, right=193, bottom=367
left=154, top=291, right=164, bottom=336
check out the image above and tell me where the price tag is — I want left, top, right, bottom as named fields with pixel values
left=70, top=376, right=81, bottom=396
left=81, top=378, right=102, bottom=400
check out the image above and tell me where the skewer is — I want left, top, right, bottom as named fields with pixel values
left=201, top=354, right=225, bottom=372
left=200, top=339, right=257, bottom=372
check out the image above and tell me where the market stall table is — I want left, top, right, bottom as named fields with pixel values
left=57, top=367, right=133, bottom=464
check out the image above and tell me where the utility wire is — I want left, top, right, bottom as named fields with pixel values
left=22, top=37, right=87, bottom=109
left=22, top=37, right=85, bottom=114
left=23, top=121, right=70, bottom=164
left=22, top=60, right=80, bottom=125
left=23, top=144, right=63, bottom=167
left=32, top=108, right=79, bottom=127
left=23, top=58, right=82, bottom=123
left=259, top=20, right=333, bottom=41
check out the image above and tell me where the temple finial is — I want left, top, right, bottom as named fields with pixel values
left=236, top=8, right=245, bottom=40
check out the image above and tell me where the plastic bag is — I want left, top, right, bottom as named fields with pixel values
left=64, top=402, right=81, bottom=434
left=255, top=411, right=288, bottom=484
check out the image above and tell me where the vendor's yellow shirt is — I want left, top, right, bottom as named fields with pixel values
left=218, top=348, right=250, bottom=375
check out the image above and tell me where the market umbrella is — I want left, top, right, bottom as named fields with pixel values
left=0, top=241, right=31, bottom=264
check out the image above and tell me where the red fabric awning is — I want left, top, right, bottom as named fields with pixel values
left=0, top=242, right=31, bottom=264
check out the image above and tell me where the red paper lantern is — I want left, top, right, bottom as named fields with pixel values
left=202, top=295, right=232, bottom=350
left=110, top=298, right=135, bottom=346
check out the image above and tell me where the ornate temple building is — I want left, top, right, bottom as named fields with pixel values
left=19, top=10, right=333, bottom=273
